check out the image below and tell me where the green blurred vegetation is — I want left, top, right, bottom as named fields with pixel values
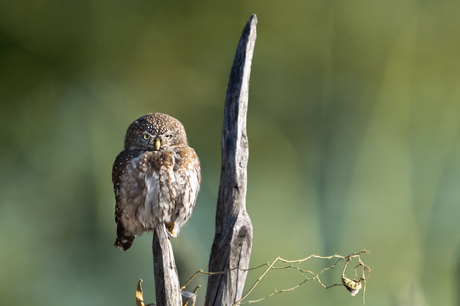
left=1, top=0, right=460, bottom=305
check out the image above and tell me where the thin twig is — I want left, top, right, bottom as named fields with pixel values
left=180, top=250, right=370, bottom=305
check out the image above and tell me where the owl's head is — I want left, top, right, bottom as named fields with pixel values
left=124, top=113, right=188, bottom=151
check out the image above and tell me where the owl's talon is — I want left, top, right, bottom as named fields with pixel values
left=166, top=222, right=177, bottom=237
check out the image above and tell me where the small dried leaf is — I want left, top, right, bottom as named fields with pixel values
left=342, top=277, right=362, bottom=296
left=136, top=279, right=145, bottom=306
left=182, top=285, right=200, bottom=306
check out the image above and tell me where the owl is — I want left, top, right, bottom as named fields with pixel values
left=112, top=113, right=201, bottom=251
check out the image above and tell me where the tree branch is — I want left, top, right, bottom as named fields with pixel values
left=205, top=14, right=257, bottom=306
left=153, top=223, right=181, bottom=306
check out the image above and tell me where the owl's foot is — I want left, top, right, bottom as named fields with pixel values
left=165, top=222, right=177, bottom=238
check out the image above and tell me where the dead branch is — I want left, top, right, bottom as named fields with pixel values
left=152, top=224, right=181, bottom=305
left=205, top=14, right=257, bottom=306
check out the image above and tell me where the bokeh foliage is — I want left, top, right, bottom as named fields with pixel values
left=1, top=1, right=460, bottom=305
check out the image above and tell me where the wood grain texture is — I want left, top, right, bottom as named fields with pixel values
left=205, top=14, right=257, bottom=306
left=153, top=224, right=181, bottom=306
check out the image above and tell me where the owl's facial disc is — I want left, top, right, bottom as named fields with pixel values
left=145, top=134, right=171, bottom=151
left=139, top=130, right=179, bottom=151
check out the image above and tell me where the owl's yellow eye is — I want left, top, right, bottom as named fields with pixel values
left=142, top=135, right=150, bottom=140
left=165, top=134, right=172, bottom=139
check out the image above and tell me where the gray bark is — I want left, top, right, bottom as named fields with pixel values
left=153, top=224, right=182, bottom=306
left=204, top=14, right=257, bottom=306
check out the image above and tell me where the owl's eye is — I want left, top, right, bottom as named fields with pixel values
left=165, top=134, right=172, bottom=139
left=142, top=135, right=150, bottom=140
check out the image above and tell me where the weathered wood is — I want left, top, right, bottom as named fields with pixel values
left=205, top=14, right=257, bottom=306
left=153, top=224, right=181, bottom=306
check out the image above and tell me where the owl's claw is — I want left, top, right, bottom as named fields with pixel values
left=166, top=222, right=177, bottom=238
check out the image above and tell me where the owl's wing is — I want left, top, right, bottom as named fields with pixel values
left=112, top=149, right=143, bottom=251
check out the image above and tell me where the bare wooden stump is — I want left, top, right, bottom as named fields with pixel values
left=205, top=14, right=257, bottom=306
left=153, top=224, right=181, bottom=306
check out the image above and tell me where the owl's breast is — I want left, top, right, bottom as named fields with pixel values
left=114, top=149, right=185, bottom=236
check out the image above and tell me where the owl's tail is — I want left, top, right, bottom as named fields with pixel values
left=114, top=235, right=135, bottom=251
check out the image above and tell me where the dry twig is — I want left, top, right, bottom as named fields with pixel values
left=180, top=250, right=370, bottom=305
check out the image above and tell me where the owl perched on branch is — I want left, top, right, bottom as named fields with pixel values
left=112, top=113, right=201, bottom=251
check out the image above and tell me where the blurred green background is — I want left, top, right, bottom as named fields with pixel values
left=1, top=0, right=460, bottom=305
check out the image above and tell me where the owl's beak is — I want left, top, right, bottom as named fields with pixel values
left=154, top=139, right=161, bottom=150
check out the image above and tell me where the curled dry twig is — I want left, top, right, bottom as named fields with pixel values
left=138, top=250, right=370, bottom=305
left=180, top=250, right=371, bottom=305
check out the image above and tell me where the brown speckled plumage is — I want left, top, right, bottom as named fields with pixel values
left=112, top=113, right=201, bottom=251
